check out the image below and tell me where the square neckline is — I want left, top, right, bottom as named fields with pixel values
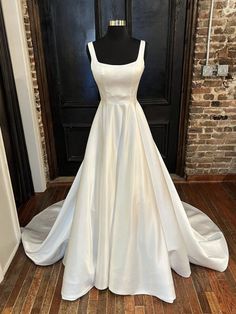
left=90, top=40, right=144, bottom=67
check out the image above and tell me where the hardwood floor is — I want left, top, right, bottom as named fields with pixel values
left=0, top=182, right=236, bottom=313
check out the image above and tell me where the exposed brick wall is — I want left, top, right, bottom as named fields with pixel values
left=21, top=0, right=50, bottom=182
left=20, top=0, right=236, bottom=179
left=185, top=0, right=236, bottom=176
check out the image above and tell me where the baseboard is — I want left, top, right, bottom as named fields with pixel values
left=185, top=174, right=236, bottom=183
left=47, top=176, right=74, bottom=187
left=46, top=173, right=236, bottom=187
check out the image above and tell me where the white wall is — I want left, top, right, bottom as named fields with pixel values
left=1, top=0, right=47, bottom=192
left=0, top=128, right=21, bottom=283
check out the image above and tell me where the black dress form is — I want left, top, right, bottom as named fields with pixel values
left=87, top=25, right=147, bottom=65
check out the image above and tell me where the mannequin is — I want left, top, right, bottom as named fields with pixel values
left=87, top=19, right=147, bottom=65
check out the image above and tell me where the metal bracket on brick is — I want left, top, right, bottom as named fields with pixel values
left=202, top=64, right=229, bottom=77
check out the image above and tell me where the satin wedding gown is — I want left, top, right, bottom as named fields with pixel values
left=21, top=39, right=229, bottom=303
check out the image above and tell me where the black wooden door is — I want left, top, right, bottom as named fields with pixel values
left=38, top=0, right=187, bottom=175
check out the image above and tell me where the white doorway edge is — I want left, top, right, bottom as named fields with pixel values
left=1, top=0, right=47, bottom=192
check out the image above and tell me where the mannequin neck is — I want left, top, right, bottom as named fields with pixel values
left=104, top=26, right=130, bottom=41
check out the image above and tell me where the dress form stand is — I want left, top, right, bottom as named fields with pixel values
left=87, top=19, right=147, bottom=65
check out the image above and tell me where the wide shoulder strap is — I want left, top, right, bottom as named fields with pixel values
left=137, top=40, right=146, bottom=62
left=87, top=41, right=97, bottom=62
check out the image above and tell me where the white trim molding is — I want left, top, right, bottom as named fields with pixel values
left=1, top=0, right=46, bottom=192
left=0, top=128, right=21, bottom=283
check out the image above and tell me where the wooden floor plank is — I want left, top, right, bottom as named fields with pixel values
left=115, top=293, right=125, bottom=313
left=87, top=296, right=97, bottom=314
left=77, top=288, right=89, bottom=314
left=208, top=271, right=235, bottom=313
left=185, top=276, right=203, bottom=314
left=40, top=262, right=62, bottom=313
left=173, top=272, right=193, bottom=313
left=97, top=288, right=108, bottom=314
left=48, top=262, right=64, bottom=314
left=221, top=182, right=236, bottom=201
left=30, top=265, right=54, bottom=313
left=107, top=290, right=116, bottom=314
left=134, top=294, right=144, bottom=306
left=134, top=306, right=145, bottom=314
left=152, top=296, right=164, bottom=313
left=58, top=297, right=81, bottom=314
left=0, top=247, right=25, bottom=311
left=1, top=256, right=33, bottom=313
left=0, top=182, right=235, bottom=313
left=205, top=291, right=222, bottom=313
left=143, top=295, right=154, bottom=314
left=124, top=295, right=135, bottom=312
left=20, top=266, right=44, bottom=313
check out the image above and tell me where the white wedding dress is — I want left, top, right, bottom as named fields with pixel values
left=21, top=39, right=229, bottom=303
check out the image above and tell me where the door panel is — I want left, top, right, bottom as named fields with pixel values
left=131, top=0, right=187, bottom=170
left=38, top=0, right=187, bottom=175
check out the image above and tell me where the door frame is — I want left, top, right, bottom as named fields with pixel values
left=175, top=0, right=198, bottom=177
left=27, top=0, right=198, bottom=179
left=0, top=2, right=35, bottom=206
left=1, top=0, right=47, bottom=192
left=27, top=0, right=58, bottom=180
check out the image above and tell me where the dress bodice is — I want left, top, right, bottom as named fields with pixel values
left=88, top=40, right=146, bottom=106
